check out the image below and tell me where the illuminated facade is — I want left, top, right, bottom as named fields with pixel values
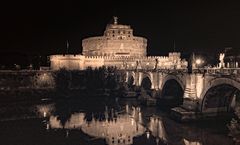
left=82, top=17, right=147, bottom=57
left=50, top=17, right=187, bottom=70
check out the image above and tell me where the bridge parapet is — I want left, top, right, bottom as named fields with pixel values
left=124, top=68, right=188, bottom=73
left=193, top=68, right=240, bottom=75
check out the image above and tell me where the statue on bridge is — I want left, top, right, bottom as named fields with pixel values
left=219, top=53, right=225, bottom=68
left=135, top=60, right=142, bottom=70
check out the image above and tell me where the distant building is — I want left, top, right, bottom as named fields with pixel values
left=224, top=47, right=240, bottom=68
left=50, top=17, right=187, bottom=70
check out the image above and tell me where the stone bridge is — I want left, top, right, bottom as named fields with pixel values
left=124, top=68, right=240, bottom=118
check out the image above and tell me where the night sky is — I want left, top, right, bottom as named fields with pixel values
left=1, top=0, right=240, bottom=67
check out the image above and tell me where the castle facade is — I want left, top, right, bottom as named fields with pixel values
left=50, top=17, right=187, bottom=70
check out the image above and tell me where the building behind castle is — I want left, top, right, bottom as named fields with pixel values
left=50, top=17, right=188, bottom=70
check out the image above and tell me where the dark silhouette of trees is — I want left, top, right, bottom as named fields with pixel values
left=54, top=66, right=121, bottom=97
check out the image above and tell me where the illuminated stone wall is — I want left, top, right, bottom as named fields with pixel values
left=50, top=55, right=85, bottom=70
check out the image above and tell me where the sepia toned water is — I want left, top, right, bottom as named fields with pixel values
left=0, top=96, right=234, bottom=145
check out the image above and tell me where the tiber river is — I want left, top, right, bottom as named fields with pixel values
left=0, top=96, right=234, bottom=145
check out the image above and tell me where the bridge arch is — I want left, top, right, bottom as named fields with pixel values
left=161, top=75, right=185, bottom=91
left=160, top=75, right=185, bottom=107
left=200, top=77, right=240, bottom=113
left=141, top=76, right=152, bottom=91
left=126, top=71, right=136, bottom=86
left=140, top=72, right=153, bottom=89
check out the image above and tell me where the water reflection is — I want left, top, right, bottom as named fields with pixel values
left=34, top=102, right=233, bottom=145
left=49, top=115, right=62, bottom=129
left=36, top=103, right=55, bottom=118
left=148, top=116, right=167, bottom=144
left=81, top=106, right=145, bottom=145
left=39, top=104, right=145, bottom=145
left=183, top=138, right=201, bottom=145
left=65, top=113, right=85, bottom=129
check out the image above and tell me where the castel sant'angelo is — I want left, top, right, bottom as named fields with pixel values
left=50, top=17, right=188, bottom=70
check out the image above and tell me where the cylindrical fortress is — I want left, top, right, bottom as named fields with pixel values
left=82, top=17, right=147, bottom=57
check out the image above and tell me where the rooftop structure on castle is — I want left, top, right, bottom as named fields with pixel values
left=82, top=16, right=147, bottom=57
left=50, top=17, right=187, bottom=70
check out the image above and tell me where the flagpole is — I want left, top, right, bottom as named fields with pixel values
left=66, top=40, right=69, bottom=54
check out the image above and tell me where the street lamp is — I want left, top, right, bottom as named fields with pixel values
left=195, top=58, right=204, bottom=69
left=196, top=59, right=201, bottom=64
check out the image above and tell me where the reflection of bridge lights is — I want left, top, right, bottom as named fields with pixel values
left=43, top=112, right=47, bottom=117
left=36, top=104, right=55, bottom=118
left=46, top=123, right=50, bottom=130
left=146, top=131, right=150, bottom=139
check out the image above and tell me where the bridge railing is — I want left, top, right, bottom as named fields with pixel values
left=122, top=67, right=240, bottom=76
left=122, top=68, right=188, bottom=73
left=193, top=68, right=240, bottom=75
left=2, top=67, right=238, bottom=75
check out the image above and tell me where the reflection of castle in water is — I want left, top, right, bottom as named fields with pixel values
left=49, top=112, right=85, bottom=129
left=40, top=104, right=145, bottom=145
left=36, top=104, right=232, bottom=145
left=81, top=106, right=145, bottom=145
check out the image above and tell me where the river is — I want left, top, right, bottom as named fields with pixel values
left=0, top=96, right=234, bottom=145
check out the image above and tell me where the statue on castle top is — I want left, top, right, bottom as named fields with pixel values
left=113, top=16, right=118, bottom=25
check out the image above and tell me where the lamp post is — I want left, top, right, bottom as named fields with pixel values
left=195, top=58, right=203, bottom=68
left=195, top=58, right=204, bottom=73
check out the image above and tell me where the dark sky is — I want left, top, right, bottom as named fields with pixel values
left=1, top=0, right=240, bottom=65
